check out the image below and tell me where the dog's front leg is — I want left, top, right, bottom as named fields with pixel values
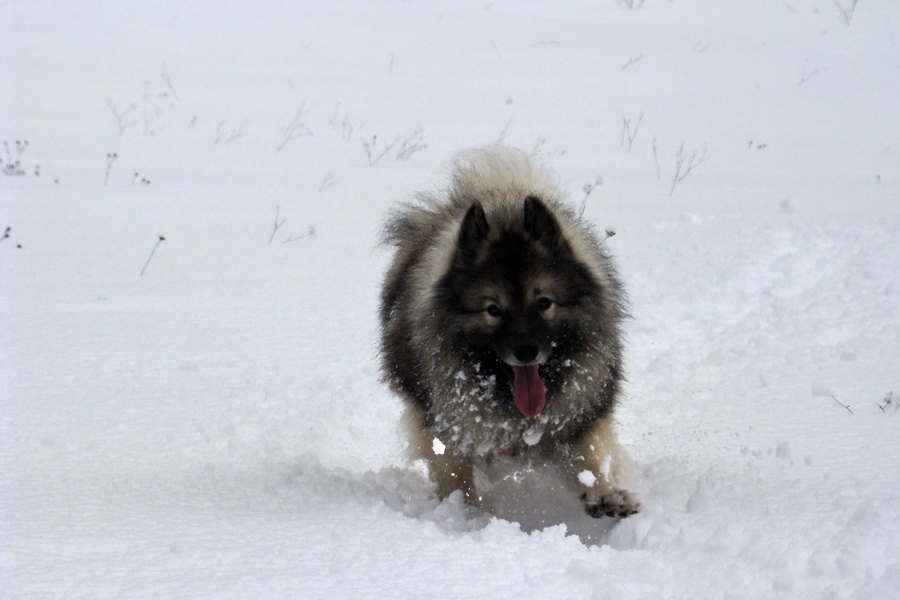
left=403, top=406, right=480, bottom=506
left=569, top=418, right=640, bottom=518
left=428, top=451, right=479, bottom=506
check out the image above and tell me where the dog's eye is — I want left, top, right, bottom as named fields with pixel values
left=535, top=297, right=553, bottom=311
left=486, top=304, right=503, bottom=317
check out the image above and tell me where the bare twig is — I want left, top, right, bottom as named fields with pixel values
left=877, top=391, right=896, bottom=413
left=340, top=117, right=358, bottom=140
left=621, top=55, right=645, bottom=70
left=130, top=172, right=151, bottom=185
left=579, top=176, right=604, bottom=219
left=140, top=235, right=166, bottom=276
left=798, top=59, right=825, bottom=87
left=215, top=120, right=248, bottom=145
left=394, top=125, right=427, bottom=160
left=160, top=63, right=178, bottom=101
left=652, top=136, right=661, bottom=181
left=362, top=135, right=394, bottom=166
left=835, top=0, right=859, bottom=25
left=106, top=99, right=138, bottom=135
left=269, top=206, right=287, bottom=243
left=104, top=153, right=118, bottom=185
left=318, top=172, right=336, bottom=192
left=363, top=126, right=428, bottom=165
left=491, top=41, right=503, bottom=61
left=328, top=104, right=361, bottom=140
left=832, top=394, right=854, bottom=414
left=621, top=113, right=644, bottom=152
left=2, top=140, right=28, bottom=176
left=669, top=143, right=707, bottom=196
left=283, top=226, right=316, bottom=243
left=495, top=117, right=513, bottom=146
left=277, top=105, right=314, bottom=152
left=0, top=226, right=10, bottom=246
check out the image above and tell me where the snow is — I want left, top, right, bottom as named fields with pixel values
left=2, top=1, right=899, bottom=598
left=578, top=470, right=597, bottom=488
left=599, top=454, right=612, bottom=480
left=523, top=426, right=544, bottom=446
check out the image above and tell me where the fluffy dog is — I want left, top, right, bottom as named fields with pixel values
left=379, top=147, right=639, bottom=518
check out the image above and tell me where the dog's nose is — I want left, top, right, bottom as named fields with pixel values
left=512, top=343, right=539, bottom=364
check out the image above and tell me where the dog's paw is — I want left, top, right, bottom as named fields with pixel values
left=582, top=489, right=641, bottom=519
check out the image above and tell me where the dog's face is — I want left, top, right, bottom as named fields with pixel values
left=435, top=197, right=600, bottom=416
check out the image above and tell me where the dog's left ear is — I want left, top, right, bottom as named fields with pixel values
left=456, top=201, right=490, bottom=265
left=523, top=195, right=561, bottom=247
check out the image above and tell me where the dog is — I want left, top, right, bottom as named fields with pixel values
left=379, top=147, right=639, bottom=518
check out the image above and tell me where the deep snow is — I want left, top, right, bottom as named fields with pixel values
left=2, top=1, right=899, bottom=598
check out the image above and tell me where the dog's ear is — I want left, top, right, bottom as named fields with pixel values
left=456, top=202, right=489, bottom=263
left=523, top=195, right=561, bottom=247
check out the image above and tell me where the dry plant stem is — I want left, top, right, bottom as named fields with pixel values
left=835, top=0, right=858, bottom=25
left=652, top=137, right=661, bottom=181
left=832, top=395, right=854, bottom=414
left=106, top=100, right=137, bottom=134
left=621, top=55, right=645, bottom=70
left=496, top=117, right=513, bottom=145
left=621, top=113, right=643, bottom=151
left=363, top=126, right=427, bottom=166
left=277, top=106, right=314, bottom=152
left=283, top=226, right=316, bottom=243
left=669, top=143, right=707, bottom=196
left=362, top=135, right=393, bottom=166
left=160, top=65, right=178, bottom=101
left=269, top=206, right=287, bottom=243
left=140, top=236, right=165, bottom=276
left=798, top=59, right=824, bottom=86
left=319, top=173, right=336, bottom=192
left=215, top=120, right=247, bottom=145
left=877, top=392, right=896, bottom=413
left=104, top=153, right=118, bottom=185
left=395, top=125, right=427, bottom=160
left=491, top=41, right=503, bottom=61
left=579, top=176, right=603, bottom=219
left=2, top=140, right=29, bottom=175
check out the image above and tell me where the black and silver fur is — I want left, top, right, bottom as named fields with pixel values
left=379, top=147, right=639, bottom=518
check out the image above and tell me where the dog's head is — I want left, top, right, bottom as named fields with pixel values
left=436, top=196, right=601, bottom=417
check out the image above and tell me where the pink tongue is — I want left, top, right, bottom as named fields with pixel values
left=512, top=364, right=546, bottom=418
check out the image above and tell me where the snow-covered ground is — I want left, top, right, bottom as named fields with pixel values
left=2, top=1, right=899, bottom=598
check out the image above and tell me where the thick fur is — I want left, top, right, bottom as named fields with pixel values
left=379, top=147, right=639, bottom=518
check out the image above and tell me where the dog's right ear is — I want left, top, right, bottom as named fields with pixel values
left=523, top=195, right=561, bottom=248
left=456, top=202, right=489, bottom=263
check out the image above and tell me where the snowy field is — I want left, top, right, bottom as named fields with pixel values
left=2, top=1, right=899, bottom=598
